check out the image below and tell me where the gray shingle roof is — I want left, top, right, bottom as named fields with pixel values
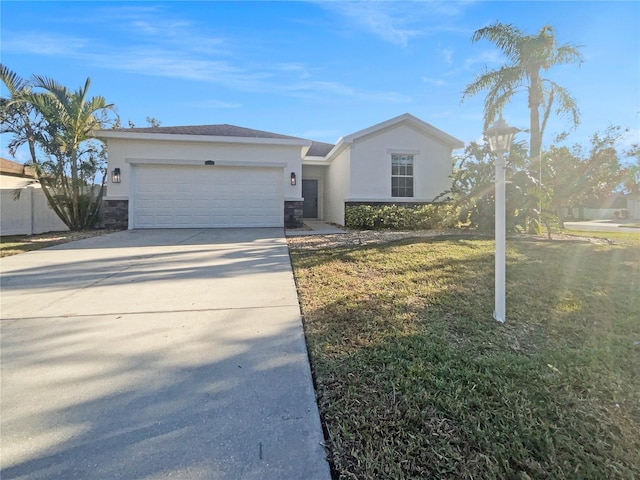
left=307, top=141, right=335, bottom=157
left=115, top=124, right=307, bottom=141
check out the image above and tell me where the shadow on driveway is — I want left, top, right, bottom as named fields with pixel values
left=1, top=228, right=330, bottom=480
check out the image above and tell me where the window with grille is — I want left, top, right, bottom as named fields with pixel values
left=391, top=154, right=414, bottom=197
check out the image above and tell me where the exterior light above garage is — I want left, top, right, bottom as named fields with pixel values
left=290, top=172, right=296, bottom=186
left=111, top=168, right=121, bottom=183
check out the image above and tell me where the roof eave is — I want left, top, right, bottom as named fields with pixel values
left=93, top=130, right=312, bottom=147
left=341, top=113, right=465, bottom=149
left=302, top=156, right=331, bottom=165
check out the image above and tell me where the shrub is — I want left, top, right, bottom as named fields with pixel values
left=345, top=203, right=459, bottom=230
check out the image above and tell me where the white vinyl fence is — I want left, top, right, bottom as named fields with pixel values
left=1, top=186, right=68, bottom=236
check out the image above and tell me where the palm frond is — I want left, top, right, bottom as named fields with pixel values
left=552, top=44, right=584, bottom=68
left=543, top=80, right=580, bottom=128
left=0, top=64, right=30, bottom=95
left=472, top=22, right=523, bottom=62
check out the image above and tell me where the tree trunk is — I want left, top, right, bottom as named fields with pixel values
left=528, top=71, right=543, bottom=161
left=25, top=123, right=73, bottom=229
left=70, top=148, right=81, bottom=230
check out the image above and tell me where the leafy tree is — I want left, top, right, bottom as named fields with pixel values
left=544, top=126, right=627, bottom=217
left=441, top=140, right=539, bottom=232
left=116, top=116, right=162, bottom=128
left=1, top=65, right=116, bottom=230
left=462, top=22, right=583, bottom=160
left=622, top=144, right=639, bottom=195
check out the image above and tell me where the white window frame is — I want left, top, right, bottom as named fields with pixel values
left=391, top=153, right=414, bottom=198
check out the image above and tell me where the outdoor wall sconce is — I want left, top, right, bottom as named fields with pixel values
left=111, top=168, right=121, bottom=184
left=290, top=172, right=297, bottom=186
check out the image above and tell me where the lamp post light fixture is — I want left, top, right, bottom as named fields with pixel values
left=485, top=115, right=519, bottom=323
left=111, top=168, right=121, bottom=184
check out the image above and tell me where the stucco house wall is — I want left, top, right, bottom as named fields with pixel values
left=347, top=123, right=454, bottom=202
left=98, top=114, right=462, bottom=229
left=104, top=138, right=303, bottom=202
left=324, top=148, right=351, bottom=225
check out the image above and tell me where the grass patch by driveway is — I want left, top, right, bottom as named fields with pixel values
left=0, top=230, right=119, bottom=257
left=290, top=235, right=640, bottom=479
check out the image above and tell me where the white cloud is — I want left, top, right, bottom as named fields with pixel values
left=422, top=77, right=447, bottom=87
left=316, top=1, right=473, bottom=47
left=278, top=63, right=312, bottom=79
left=2, top=32, right=88, bottom=56
left=464, top=49, right=505, bottom=70
left=439, top=47, right=454, bottom=66
left=2, top=7, right=411, bottom=106
left=5, top=29, right=410, bottom=104
left=318, top=2, right=421, bottom=47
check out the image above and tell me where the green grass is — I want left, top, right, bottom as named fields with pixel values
left=291, top=235, right=640, bottom=479
left=561, top=229, right=640, bottom=247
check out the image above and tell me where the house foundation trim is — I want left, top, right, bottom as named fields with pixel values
left=103, top=199, right=129, bottom=229
left=284, top=200, right=304, bottom=228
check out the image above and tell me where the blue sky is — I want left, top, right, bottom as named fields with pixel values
left=1, top=1, right=639, bottom=162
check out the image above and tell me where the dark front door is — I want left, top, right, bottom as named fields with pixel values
left=302, top=179, right=318, bottom=218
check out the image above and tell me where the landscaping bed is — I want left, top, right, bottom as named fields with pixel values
left=289, top=233, right=640, bottom=479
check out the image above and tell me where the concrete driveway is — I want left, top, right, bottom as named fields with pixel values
left=0, top=229, right=330, bottom=480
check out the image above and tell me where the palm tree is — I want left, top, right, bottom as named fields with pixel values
left=27, top=76, right=115, bottom=229
left=0, top=65, right=72, bottom=224
left=462, top=22, right=583, bottom=160
left=1, top=65, right=116, bottom=229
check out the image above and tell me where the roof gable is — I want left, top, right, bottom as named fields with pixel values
left=340, top=113, right=464, bottom=148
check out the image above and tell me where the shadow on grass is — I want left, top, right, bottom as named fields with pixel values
left=292, top=236, right=640, bottom=479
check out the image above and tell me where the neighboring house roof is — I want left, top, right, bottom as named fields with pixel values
left=0, top=158, right=38, bottom=189
left=0, top=157, right=34, bottom=178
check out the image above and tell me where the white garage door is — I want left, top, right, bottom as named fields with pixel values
left=132, top=164, right=283, bottom=228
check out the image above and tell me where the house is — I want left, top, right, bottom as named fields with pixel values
left=96, top=113, right=464, bottom=229
left=0, top=157, right=36, bottom=188
left=0, top=158, right=68, bottom=235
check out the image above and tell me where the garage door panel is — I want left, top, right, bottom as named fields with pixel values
left=133, top=165, right=283, bottom=228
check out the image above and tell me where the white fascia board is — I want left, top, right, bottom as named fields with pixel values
left=324, top=140, right=350, bottom=162
left=94, top=130, right=311, bottom=147
left=342, top=113, right=465, bottom=149
left=125, top=158, right=287, bottom=168
left=302, top=157, right=331, bottom=165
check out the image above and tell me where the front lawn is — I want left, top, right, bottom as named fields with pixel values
left=290, top=235, right=639, bottom=479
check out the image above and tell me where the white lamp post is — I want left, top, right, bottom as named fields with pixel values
left=485, top=116, right=519, bottom=323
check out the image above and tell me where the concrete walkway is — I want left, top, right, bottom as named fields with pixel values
left=287, top=220, right=346, bottom=236
left=0, top=229, right=331, bottom=480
